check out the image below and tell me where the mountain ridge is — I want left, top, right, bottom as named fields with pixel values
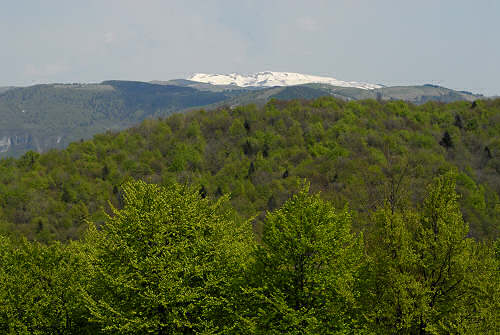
left=0, top=77, right=487, bottom=157
left=188, top=71, right=382, bottom=89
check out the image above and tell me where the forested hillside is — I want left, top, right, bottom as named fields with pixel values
left=0, top=81, right=229, bottom=156
left=1, top=97, right=499, bottom=333
left=0, top=97, right=499, bottom=241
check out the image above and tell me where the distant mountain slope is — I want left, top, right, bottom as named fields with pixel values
left=0, top=81, right=228, bottom=157
left=0, top=87, right=15, bottom=94
left=190, top=83, right=483, bottom=111
left=102, top=80, right=227, bottom=112
left=307, top=84, right=483, bottom=103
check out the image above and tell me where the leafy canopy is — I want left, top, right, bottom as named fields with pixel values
left=248, top=183, right=363, bottom=334
left=83, top=180, right=254, bottom=334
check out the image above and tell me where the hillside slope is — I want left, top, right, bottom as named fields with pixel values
left=0, top=81, right=228, bottom=157
left=0, top=97, right=499, bottom=241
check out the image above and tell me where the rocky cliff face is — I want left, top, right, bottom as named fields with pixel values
left=0, top=136, right=11, bottom=153
left=0, top=132, right=66, bottom=157
left=0, top=134, right=35, bottom=153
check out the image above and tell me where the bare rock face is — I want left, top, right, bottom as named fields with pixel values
left=0, top=133, right=38, bottom=155
left=0, top=136, right=11, bottom=153
left=0, top=133, right=61, bottom=157
left=0, top=135, right=32, bottom=152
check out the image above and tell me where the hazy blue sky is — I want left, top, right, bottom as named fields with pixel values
left=1, top=0, right=499, bottom=95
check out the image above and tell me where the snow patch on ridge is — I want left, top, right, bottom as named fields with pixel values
left=188, top=71, right=381, bottom=90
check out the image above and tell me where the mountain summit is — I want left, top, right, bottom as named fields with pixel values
left=188, top=71, right=382, bottom=90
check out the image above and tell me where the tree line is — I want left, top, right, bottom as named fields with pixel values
left=1, top=174, right=499, bottom=334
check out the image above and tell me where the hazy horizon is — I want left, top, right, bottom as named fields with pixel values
left=1, top=0, right=499, bottom=96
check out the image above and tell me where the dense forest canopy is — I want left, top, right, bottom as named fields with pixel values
left=0, top=177, right=498, bottom=333
left=0, top=97, right=499, bottom=333
left=0, top=97, right=499, bottom=241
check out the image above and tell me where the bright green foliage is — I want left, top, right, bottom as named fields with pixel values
left=0, top=174, right=498, bottom=333
left=248, top=183, right=363, bottom=334
left=458, top=241, right=500, bottom=334
left=362, top=207, right=418, bottom=332
left=1, top=98, right=500, bottom=241
left=83, top=180, right=255, bottom=334
left=364, top=173, right=500, bottom=334
left=0, top=95, right=500, bottom=331
left=0, top=236, right=95, bottom=334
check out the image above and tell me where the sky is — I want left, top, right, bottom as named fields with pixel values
left=1, top=0, right=499, bottom=95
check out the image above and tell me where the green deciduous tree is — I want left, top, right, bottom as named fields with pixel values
left=364, top=172, right=500, bottom=334
left=83, top=180, right=254, bottom=334
left=0, top=236, right=95, bottom=334
left=247, top=183, right=363, bottom=334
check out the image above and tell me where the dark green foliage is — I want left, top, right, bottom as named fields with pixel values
left=454, top=114, right=463, bottom=129
left=439, top=131, right=453, bottom=149
left=282, top=169, right=289, bottom=178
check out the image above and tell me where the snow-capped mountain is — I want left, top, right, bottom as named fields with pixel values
left=188, top=71, right=382, bottom=90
